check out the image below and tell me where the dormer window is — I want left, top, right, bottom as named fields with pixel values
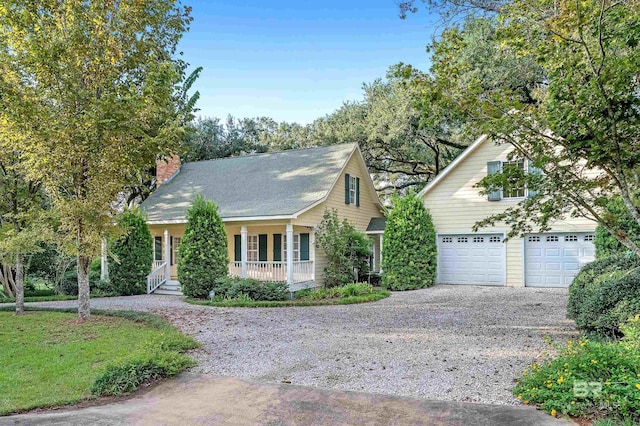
left=344, top=173, right=360, bottom=206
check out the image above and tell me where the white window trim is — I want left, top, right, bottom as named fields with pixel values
left=247, top=235, right=259, bottom=262
left=500, top=160, right=528, bottom=201
left=283, top=234, right=300, bottom=262
left=172, top=237, right=181, bottom=265
left=349, top=175, right=357, bottom=205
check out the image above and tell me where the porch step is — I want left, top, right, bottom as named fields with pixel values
left=152, top=280, right=183, bottom=296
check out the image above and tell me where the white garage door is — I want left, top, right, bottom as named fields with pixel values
left=438, top=234, right=505, bottom=285
left=524, top=233, right=595, bottom=287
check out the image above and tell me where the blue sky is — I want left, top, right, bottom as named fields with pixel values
left=178, top=1, right=437, bottom=124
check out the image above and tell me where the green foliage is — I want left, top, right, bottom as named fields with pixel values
left=297, top=282, right=374, bottom=300
left=315, top=209, right=371, bottom=287
left=513, top=322, right=640, bottom=422
left=212, top=276, right=288, bottom=301
left=108, top=209, right=153, bottom=296
left=177, top=195, right=228, bottom=299
left=381, top=192, right=436, bottom=290
left=568, top=255, right=640, bottom=338
left=594, top=197, right=640, bottom=259
left=187, top=286, right=390, bottom=308
left=91, top=353, right=194, bottom=396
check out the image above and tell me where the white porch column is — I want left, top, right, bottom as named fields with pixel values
left=286, top=223, right=294, bottom=286
left=241, top=226, right=248, bottom=278
left=379, top=234, right=383, bottom=273
left=100, top=239, right=108, bottom=281
left=164, top=229, right=170, bottom=279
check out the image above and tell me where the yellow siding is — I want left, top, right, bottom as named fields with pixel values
left=421, top=138, right=596, bottom=287
left=295, top=150, right=384, bottom=286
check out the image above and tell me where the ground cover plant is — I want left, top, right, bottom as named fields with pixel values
left=0, top=309, right=197, bottom=415
left=513, top=316, right=640, bottom=423
left=188, top=282, right=389, bottom=307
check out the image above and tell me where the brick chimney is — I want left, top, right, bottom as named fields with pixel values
left=156, top=154, right=181, bottom=186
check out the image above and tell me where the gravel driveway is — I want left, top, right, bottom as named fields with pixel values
left=27, top=285, right=577, bottom=405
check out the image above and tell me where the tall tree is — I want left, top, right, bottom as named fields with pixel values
left=0, top=0, right=195, bottom=319
left=401, top=1, right=640, bottom=254
left=0, top=138, right=49, bottom=314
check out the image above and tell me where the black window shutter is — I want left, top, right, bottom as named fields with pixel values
left=487, top=161, right=502, bottom=201
left=345, top=173, right=351, bottom=204
left=259, top=234, right=268, bottom=261
left=273, top=234, right=282, bottom=261
left=154, top=236, right=162, bottom=261
left=170, top=236, right=174, bottom=265
left=355, top=177, right=360, bottom=206
left=300, top=233, right=310, bottom=261
left=234, top=235, right=241, bottom=262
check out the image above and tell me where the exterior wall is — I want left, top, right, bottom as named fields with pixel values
left=422, top=138, right=596, bottom=287
left=294, top=151, right=384, bottom=287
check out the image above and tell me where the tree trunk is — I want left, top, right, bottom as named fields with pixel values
left=77, top=255, right=91, bottom=321
left=14, top=253, right=24, bottom=315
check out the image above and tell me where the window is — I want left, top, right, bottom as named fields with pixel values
left=457, top=237, right=468, bottom=243
left=489, top=236, right=501, bottom=243
left=546, top=235, right=559, bottom=242
left=502, top=161, right=526, bottom=198
left=565, top=235, right=578, bottom=242
left=171, top=237, right=181, bottom=265
left=349, top=175, right=357, bottom=205
left=154, top=236, right=163, bottom=261
left=528, top=236, right=541, bottom=242
left=584, top=235, right=594, bottom=242
left=283, top=234, right=300, bottom=262
left=473, top=236, right=484, bottom=243
left=442, top=237, right=453, bottom=243
left=247, top=235, right=259, bottom=262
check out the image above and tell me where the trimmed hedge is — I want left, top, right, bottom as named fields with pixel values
left=177, top=195, right=229, bottom=299
left=381, top=192, right=437, bottom=290
left=109, top=208, right=153, bottom=296
left=567, top=254, right=640, bottom=338
left=212, top=276, right=289, bottom=301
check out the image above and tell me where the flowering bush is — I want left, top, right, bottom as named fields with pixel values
left=514, top=316, right=640, bottom=421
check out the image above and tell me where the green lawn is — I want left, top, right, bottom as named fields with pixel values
left=0, top=310, right=197, bottom=415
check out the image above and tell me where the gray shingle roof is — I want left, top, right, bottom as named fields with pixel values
left=366, top=217, right=386, bottom=233
left=142, top=143, right=358, bottom=223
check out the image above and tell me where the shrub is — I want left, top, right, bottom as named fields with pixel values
left=212, top=276, right=288, bottom=301
left=297, top=283, right=373, bottom=300
left=91, top=353, right=194, bottom=396
left=178, top=195, right=229, bottom=299
left=315, top=209, right=371, bottom=287
left=594, top=197, right=640, bottom=259
left=513, top=323, right=640, bottom=422
left=567, top=254, right=640, bottom=338
left=381, top=192, right=437, bottom=291
left=108, top=209, right=153, bottom=296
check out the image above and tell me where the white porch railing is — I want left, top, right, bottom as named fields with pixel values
left=229, top=261, right=314, bottom=284
left=147, top=261, right=167, bottom=294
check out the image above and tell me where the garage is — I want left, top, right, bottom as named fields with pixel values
left=524, top=232, right=596, bottom=287
left=438, top=234, right=505, bottom=285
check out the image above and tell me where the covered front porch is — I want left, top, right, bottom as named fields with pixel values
left=146, top=222, right=316, bottom=295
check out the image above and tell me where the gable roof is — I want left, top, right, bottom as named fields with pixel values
left=365, top=217, right=386, bottom=234
left=417, top=134, right=489, bottom=198
left=142, top=143, right=369, bottom=224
